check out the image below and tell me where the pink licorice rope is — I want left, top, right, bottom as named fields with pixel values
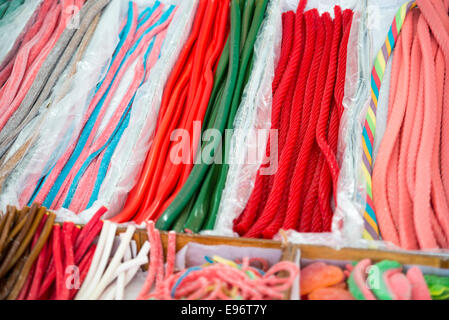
left=147, top=260, right=298, bottom=300
left=137, top=224, right=298, bottom=300
left=136, top=221, right=160, bottom=300
left=0, top=4, right=60, bottom=130
left=0, top=0, right=54, bottom=88
left=165, top=231, right=176, bottom=280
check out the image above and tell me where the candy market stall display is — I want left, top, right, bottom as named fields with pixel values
left=0, top=0, right=449, bottom=301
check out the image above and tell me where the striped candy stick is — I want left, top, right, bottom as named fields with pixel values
left=361, top=1, right=417, bottom=241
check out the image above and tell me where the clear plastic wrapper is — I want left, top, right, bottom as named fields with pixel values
left=335, top=0, right=421, bottom=251
left=0, top=0, right=42, bottom=69
left=210, top=0, right=360, bottom=243
left=101, top=0, right=198, bottom=220
left=205, top=0, right=282, bottom=236
left=0, top=0, right=198, bottom=224
left=0, top=0, right=123, bottom=217
left=273, top=0, right=418, bottom=250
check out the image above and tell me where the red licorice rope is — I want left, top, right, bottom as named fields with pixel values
left=282, top=7, right=348, bottom=232
left=135, top=0, right=229, bottom=223
left=266, top=13, right=331, bottom=237
left=272, top=12, right=295, bottom=95
left=290, top=14, right=326, bottom=233
left=234, top=0, right=306, bottom=235
left=113, top=0, right=228, bottom=223
left=235, top=3, right=352, bottom=238
left=169, top=0, right=229, bottom=196
left=244, top=9, right=318, bottom=238
left=297, top=14, right=332, bottom=233
left=62, top=222, right=75, bottom=300
left=156, top=0, right=207, bottom=125
left=37, top=208, right=104, bottom=298
left=52, top=225, right=64, bottom=300
left=69, top=243, right=96, bottom=300
left=315, top=7, right=345, bottom=232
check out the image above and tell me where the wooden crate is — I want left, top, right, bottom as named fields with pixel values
left=129, top=230, right=448, bottom=269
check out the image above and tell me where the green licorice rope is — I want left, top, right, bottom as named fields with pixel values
left=202, top=44, right=229, bottom=134
left=184, top=164, right=218, bottom=232
left=240, top=0, right=255, bottom=52
left=205, top=54, right=255, bottom=230
left=204, top=0, right=269, bottom=231
left=156, top=0, right=242, bottom=231
left=184, top=0, right=260, bottom=232
left=173, top=196, right=196, bottom=233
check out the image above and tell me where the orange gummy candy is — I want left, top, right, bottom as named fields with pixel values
left=308, top=287, right=355, bottom=300
left=300, top=262, right=345, bottom=295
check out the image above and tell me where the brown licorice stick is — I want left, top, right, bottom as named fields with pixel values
left=0, top=206, right=16, bottom=255
left=0, top=137, right=34, bottom=190
left=6, top=207, right=30, bottom=242
left=0, top=256, right=27, bottom=300
left=0, top=204, right=41, bottom=277
left=8, top=211, right=56, bottom=300
left=6, top=206, right=46, bottom=274
left=0, top=211, right=6, bottom=238
left=15, top=207, right=30, bottom=223
left=0, top=205, right=37, bottom=276
left=0, top=0, right=97, bottom=159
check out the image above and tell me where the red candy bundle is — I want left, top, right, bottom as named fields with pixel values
left=18, top=206, right=105, bottom=300
left=233, top=0, right=353, bottom=238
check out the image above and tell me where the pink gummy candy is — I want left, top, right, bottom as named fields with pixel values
left=387, top=272, right=412, bottom=300
left=406, top=267, right=431, bottom=300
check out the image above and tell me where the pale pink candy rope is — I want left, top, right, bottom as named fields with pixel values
left=165, top=231, right=176, bottom=280
left=147, top=260, right=298, bottom=300
left=398, top=13, right=420, bottom=250
left=413, top=15, right=438, bottom=249
left=136, top=221, right=160, bottom=300
left=430, top=38, right=449, bottom=243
